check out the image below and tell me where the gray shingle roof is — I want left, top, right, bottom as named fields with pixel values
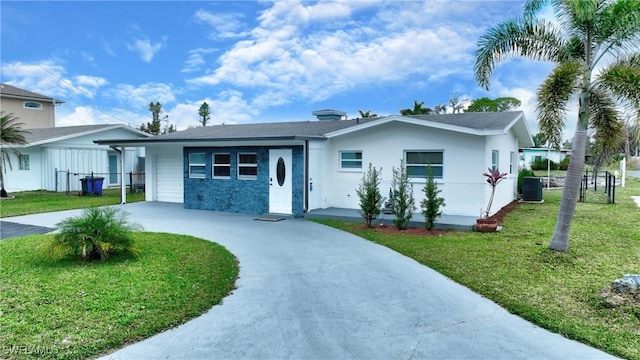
left=22, top=124, right=143, bottom=144
left=0, top=83, right=63, bottom=104
left=404, top=111, right=523, bottom=131
left=154, top=117, right=379, bottom=140
left=94, top=111, right=530, bottom=146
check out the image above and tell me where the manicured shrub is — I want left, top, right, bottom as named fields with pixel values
left=558, top=157, right=570, bottom=170
left=356, top=163, right=384, bottom=228
left=530, top=158, right=558, bottom=170
left=421, top=167, right=445, bottom=230
left=48, top=207, right=142, bottom=261
left=391, top=160, right=416, bottom=230
left=517, top=169, right=536, bottom=194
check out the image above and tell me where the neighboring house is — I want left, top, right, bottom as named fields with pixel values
left=0, top=83, right=63, bottom=128
left=2, top=125, right=150, bottom=193
left=520, top=148, right=571, bottom=169
left=96, top=110, right=533, bottom=219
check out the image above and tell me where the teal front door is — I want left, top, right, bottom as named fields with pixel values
left=108, top=154, right=118, bottom=185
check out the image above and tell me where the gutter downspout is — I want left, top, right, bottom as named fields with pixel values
left=304, top=140, right=309, bottom=213
left=110, top=146, right=126, bottom=204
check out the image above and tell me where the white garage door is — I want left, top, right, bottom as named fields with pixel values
left=156, top=154, right=184, bottom=203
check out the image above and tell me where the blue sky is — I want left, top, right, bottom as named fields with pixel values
left=1, top=1, right=561, bottom=135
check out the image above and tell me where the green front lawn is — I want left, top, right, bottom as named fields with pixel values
left=315, top=177, right=640, bottom=360
left=0, top=233, right=239, bottom=360
left=0, top=189, right=145, bottom=218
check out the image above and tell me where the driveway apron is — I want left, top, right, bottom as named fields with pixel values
left=3, top=202, right=616, bottom=359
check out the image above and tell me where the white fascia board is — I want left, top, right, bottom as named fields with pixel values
left=27, top=125, right=149, bottom=147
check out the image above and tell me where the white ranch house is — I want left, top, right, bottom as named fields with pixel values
left=96, top=110, right=533, bottom=226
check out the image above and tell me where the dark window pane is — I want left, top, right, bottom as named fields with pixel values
left=239, top=167, right=257, bottom=176
left=214, top=154, right=230, bottom=164
left=239, top=153, right=257, bottom=164
left=214, top=166, right=230, bottom=177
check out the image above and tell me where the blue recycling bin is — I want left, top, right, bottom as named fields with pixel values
left=91, top=177, right=105, bottom=196
left=80, top=177, right=93, bottom=195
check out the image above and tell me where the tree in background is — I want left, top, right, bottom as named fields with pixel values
left=400, top=100, right=433, bottom=115
left=358, top=109, right=377, bottom=118
left=448, top=93, right=467, bottom=113
left=475, top=0, right=640, bottom=252
left=140, top=101, right=163, bottom=135
left=0, top=112, right=30, bottom=197
left=198, top=102, right=211, bottom=126
left=433, top=104, right=448, bottom=114
left=532, top=132, right=548, bottom=148
left=466, top=97, right=521, bottom=112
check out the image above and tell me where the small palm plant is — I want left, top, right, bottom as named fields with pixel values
left=50, top=207, right=142, bottom=261
left=482, top=168, right=508, bottom=219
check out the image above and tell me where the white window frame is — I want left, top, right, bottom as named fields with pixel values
left=23, top=101, right=42, bottom=110
left=212, top=153, right=231, bottom=179
left=339, top=150, right=362, bottom=171
left=509, top=151, right=516, bottom=174
left=188, top=153, right=206, bottom=179
left=18, top=154, right=30, bottom=171
left=404, top=150, right=444, bottom=180
left=492, top=150, right=499, bottom=171
left=237, top=152, right=257, bottom=180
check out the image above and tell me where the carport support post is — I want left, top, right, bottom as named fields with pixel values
left=120, top=146, right=127, bottom=204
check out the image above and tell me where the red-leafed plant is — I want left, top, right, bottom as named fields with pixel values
left=482, top=168, right=508, bottom=218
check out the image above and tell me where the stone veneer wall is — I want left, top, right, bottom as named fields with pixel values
left=183, top=146, right=304, bottom=216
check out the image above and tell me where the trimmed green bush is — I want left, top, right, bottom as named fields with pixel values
left=517, top=169, right=536, bottom=194
left=391, top=160, right=415, bottom=230
left=559, top=157, right=570, bottom=170
left=47, top=207, right=142, bottom=261
left=356, top=163, right=384, bottom=227
left=530, top=158, right=559, bottom=170
left=421, top=167, right=445, bottom=230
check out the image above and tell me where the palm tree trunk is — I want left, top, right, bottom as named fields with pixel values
left=549, top=83, right=591, bottom=252
left=549, top=128, right=587, bottom=252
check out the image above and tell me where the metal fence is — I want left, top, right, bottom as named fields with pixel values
left=580, top=169, right=616, bottom=204
left=54, top=169, right=145, bottom=194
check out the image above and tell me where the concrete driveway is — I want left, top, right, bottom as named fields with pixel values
left=3, top=202, right=616, bottom=359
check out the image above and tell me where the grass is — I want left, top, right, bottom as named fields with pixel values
left=315, top=177, right=640, bottom=360
left=0, top=189, right=145, bottom=218
left=0, top=232, right=239, bottom=360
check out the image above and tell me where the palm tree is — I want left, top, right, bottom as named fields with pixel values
left=475, top=0, right=640, bottom=252
left=358, top=109, right=376, bottom=118
left=400, top=100, right=433, bottom=115
left=0, top=112, right=30, bottom=197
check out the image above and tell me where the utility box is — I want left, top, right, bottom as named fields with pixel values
left=522, top=177, right=543, bottom=201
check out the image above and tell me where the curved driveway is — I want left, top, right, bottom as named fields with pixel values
left=4, top=202, right=616, bottom=359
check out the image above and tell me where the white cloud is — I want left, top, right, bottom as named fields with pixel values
left=57, top=106, right=146, bottom=128
left=1, top=60, right=106, bottom=99
left=181, top=48, right=218, bottom=73
left=108, top=83, right=177, bottom=110
left=194, top=9, right=249, bottom=39
left=127, top=37, right=164, bottom=62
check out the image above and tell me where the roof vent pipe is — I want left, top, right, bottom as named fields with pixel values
left=312, top=109, right=347, bottom=121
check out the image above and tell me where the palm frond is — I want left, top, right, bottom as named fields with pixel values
left=596, top=53, right=640, bottom=108
left=595, top=0, right=640, bottom=51
left=0, top=112, right=30, bottom=146
left=589, top=89, right=624, bottom=165
left=475, top=18, right=569, bottom=89
left=524, top=0, right=550, bottom=19
left=536, top=61, right=581, bottom=148
left=555, top=0, right=598, bottom=38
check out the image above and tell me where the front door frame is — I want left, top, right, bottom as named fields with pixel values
left=269, top=148, right=293, bottom=214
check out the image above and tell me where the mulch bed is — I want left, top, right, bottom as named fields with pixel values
left=352, top=200, right=521, bottom=237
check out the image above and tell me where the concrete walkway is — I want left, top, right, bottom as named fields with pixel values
left=3, top=202, right=617, bottom=359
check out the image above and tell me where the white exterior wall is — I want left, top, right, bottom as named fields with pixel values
left=485, top=132, right=519, bottom=216
left=145, top=145, right=184, bottom=203
left=2, top=148, right=42, bottom=192
left=307, top=140, right=325, bottom=210
left=3, top=128, right=146, bottom=193
left=324, top=122, right=489, bottom=217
